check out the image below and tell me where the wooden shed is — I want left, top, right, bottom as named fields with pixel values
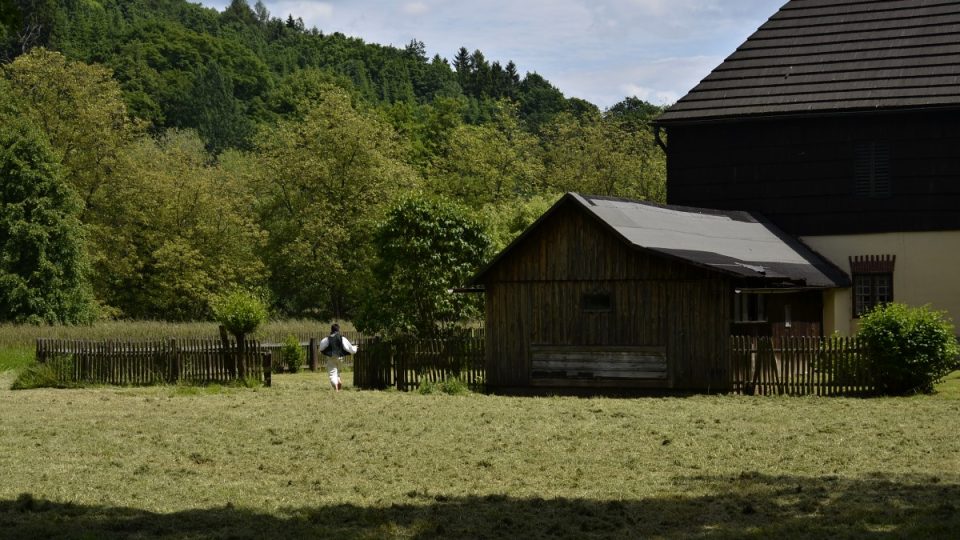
left=469, top=193, right=847, bottom=394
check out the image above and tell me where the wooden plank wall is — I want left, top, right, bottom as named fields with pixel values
left=666, top=110, right=960, bottom=236
left=530, top=345, right=668, bottom=388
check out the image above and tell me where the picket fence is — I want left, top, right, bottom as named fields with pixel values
left=35, top=338, right=269, bottom=385
left=33, top=333, right=875, bottom=395
left=353, top=330, right=485, bottom=391
left=260, top=331, right=371, bottom=373
left=729, top=335, right=874, bottom=396
left=356, top=334, right=873, bottom=395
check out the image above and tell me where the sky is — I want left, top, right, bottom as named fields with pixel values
left=200, top=0, right=787, bottom=109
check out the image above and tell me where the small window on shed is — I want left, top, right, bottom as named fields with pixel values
left=854, top=142, right=891, bottom=199
left=582, top=292, right=612, bottom=312
left=734, top=292, right=766, bottom=323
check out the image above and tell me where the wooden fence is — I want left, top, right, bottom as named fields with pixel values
left=354, top=331, right=485, bottom=391
left=35, top=338, right=269, bottom=386
left=260, top=331, right=371, bottom=373
left=33, top=332, right=875, bottom=395
left=729, top=336, right=874, bottom=396
left=354, top=333, right=873, bottom=395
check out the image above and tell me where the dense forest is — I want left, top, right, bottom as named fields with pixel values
left=0, top=0, right=665, bottom=332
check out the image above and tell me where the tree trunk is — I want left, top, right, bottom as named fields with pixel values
left=219, top=325, right=236, bottom=377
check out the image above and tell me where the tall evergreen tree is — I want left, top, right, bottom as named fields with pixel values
left=452, top=46, right=471, bottom=93
left=469, top=49, right=490, bottom=97
left=0, top=119, right=95, bottom=324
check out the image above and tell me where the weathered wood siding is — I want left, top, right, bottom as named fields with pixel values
left=482, top=203, right=732, bottom=391
left=666, top=110, right=960, bottom=236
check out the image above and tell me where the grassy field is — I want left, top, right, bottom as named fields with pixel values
left=1, top=370, right=959, bottom=539
left=0, top=346, right=32, bottom=373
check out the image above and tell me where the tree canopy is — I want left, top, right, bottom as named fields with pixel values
left=357, top=196, right=490, bottom=335
left=0, top=0, right=667, bottom=327
left=0, top=118, right=94, bottom=324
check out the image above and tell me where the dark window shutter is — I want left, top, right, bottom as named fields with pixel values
left=582, top=292, right=612, bottom=312
left=854, top=142, right=891, bottom=198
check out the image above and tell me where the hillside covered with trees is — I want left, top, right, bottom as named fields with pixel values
left=0, top=0, right=665, bottom=332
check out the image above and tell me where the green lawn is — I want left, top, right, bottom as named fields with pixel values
left=932, top=370, right=960, bottom=400
left=1, top=370, right=959, bottom=538
left=0, top=346, right=32, bottom=374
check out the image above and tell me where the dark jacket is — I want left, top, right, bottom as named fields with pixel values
left=321, top=332, right=345, bottom=357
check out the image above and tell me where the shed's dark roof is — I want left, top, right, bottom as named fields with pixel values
left=657, top=0, right=960, bottom=124
left=471, top=193, right=849, bottom=288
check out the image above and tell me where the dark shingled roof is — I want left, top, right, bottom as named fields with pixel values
left=471, top=193, right=849, bottom=288
left=657, top=0, right=960, bottom=124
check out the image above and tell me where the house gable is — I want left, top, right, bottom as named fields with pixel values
left=476, top=195, right=715, bottom=284
left=472, top=193, right=847, bottom=288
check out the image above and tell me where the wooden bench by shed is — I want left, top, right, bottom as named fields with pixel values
left=531, top=345, right=667, bottom=388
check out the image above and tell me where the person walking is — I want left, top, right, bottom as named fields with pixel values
left=319, top=323, right=357, bottom=391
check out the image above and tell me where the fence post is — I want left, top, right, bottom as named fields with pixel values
left=263, top=353, right=272, bottom=387
left=237, top=338, right=248, bottom=380
left=309, top=338, right=318, bottom=372
left=168, top=338, right=180, bottom=383
left=218, top=325, right=235, bottom=378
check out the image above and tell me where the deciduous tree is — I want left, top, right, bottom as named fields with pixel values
left=541, top=112, right=665, bottom=202
left=0, top=119, right=95, bottom=324
left=92, top=130, right=267, bottom=319
left=357, top=195, right=489, bottom=335
left=429, top=101, right=543, bottom=206
left=254, top=86, right=419, bottom=316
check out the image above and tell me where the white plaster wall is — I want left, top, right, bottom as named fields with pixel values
left=802, top=231, right=960, bottom=336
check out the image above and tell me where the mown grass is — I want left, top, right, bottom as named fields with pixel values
left=932, top=370, right=960, bottom=400
left=2, top=372, right=959, bottom=539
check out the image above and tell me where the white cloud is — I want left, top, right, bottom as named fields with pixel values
left=269, top=1, right=333, bottom=22
left=620, top=85, right=680, bottom=106
left=402, top=2, right=429, bottom=15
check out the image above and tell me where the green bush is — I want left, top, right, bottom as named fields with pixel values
left=418, top=375, right=470, bottom=395
left=279, top=334, right=305, bottom=373
left=210, top=289, right=268, bottom=337
left=857, top=303, right=960, bottom=395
